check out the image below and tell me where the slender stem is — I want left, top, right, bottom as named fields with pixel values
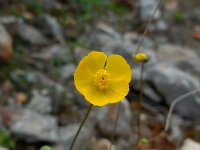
left=135, top=0, right=165, bottom=55
left=69, top=104, right=93, bottom=150
left=165, top=88, right=200, bottom=131
left=109, top=103, right=121, bottom=150
left=137, top=63, right=145, bottom=146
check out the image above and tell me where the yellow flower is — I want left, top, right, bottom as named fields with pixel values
left=74, top=51, right=132, bottom=106
left=133, top=52, right=149, bottom=63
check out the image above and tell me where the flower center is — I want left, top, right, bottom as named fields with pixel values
left=94, top=69, right=111, bottom=90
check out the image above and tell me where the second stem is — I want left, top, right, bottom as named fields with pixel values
left=137, top=63, right=145, bottom=144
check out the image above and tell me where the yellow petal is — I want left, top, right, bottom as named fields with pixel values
left=84, top=86, right=108, bottom=106
left=105, top=80, right=130, bottom=103
left=74, top=51, right=107, bottom=98
left=105, top=54, right=131, bottom=83
left=78, top=51, right=107, bottom=74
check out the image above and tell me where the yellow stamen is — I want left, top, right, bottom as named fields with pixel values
left=94, top=69, right=111, bottom=90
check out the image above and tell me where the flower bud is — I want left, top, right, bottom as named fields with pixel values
left=133, top=52, right=149, bottom=63
left=40, top=145, right=52, bottom=150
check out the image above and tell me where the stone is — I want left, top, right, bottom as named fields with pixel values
left=36, top=14, right=65, bottom=44
left=10, top=109, right=58, bottom=143
left=145, top=64, right=200, bottom=119
left=116, top=138, right=133, bottom=150
left=149, top=20, right=168, bottom=32
left=96, top=23, right=122, bottom=41
left=94, top=99, right=132, bottom=137
left=74, top=47, right=91, bottom=63
left=16, top=23, right=48, bottom=46
left=27, top=90, right=52, bottom=114
left=86, top=25, right=155, bottom=67
left=27, top=71, right=55, bottom=86
left=168, top=115, right=183, bottom=140
left=157, top=44, right=200, bottom=73
left=124, top=32, right=154, bottom=49
left=33, top=44, right=72, bottom=63
left=138, top=0, right=161, bottom=21
left=52, top=145, right=65, bottom=150
left=10, top=70, right=55, bottom=87
left=59, top=63, right=76, bottom=80
left=0, top=24, right=13, bottom=62
left=86, top=23, right=122, bottom=51
left=0, top=16, right=18, bottom=25
left=0, top=16, right=20, bottom=35
left=0, top=147, right=8, bottom=150
left=91, top=138, right=116, bottom=150
left=58, top=123, right=91, bottom=150
left=180, top=139, right=200, bottom=150
left=83, top=24, right=156, bottom=73
left=131, top=61, right=162, bottom=103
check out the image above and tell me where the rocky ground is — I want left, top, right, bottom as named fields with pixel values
left=0, top=0, right=200, bottom=150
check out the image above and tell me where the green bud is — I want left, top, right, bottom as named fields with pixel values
left=40, top=145, right=52, bottom=150
left=140, top=137, right=149, bottom=144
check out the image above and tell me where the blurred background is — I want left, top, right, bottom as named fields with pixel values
left=0, top=0, right=200, bottom=150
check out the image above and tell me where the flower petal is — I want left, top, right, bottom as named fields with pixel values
left=74, top=51, right=107, bottom=95
left=105, top=80, right=130, bottom=103
left=84, top=87, right=108, bottom=106
left=105, top=54, right=131, bottom=83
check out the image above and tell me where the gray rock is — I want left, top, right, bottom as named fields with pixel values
left=116, top=138, right=133, bottom=150
left=52, top=145, right=65, bottom=150
left=58, top=123, right=91, bottom=150
left=0, top=16, right=18, bottom=25
left=149, top=20, right=168, bottom=32
left=27, top=90, right=52, bottom=114
left=16, top=23, right=48, bottom=45
left=33, top=44, right=72, bottom=63
left=157, top=44, right=200, bottom=73
left=185, top=6, right=200, bottom=23
left=59, top=63, right=76, bottom=80
left=87, top=23, right=122, bottom=52
left=169, top=115, right=184, bottom=140
left=94, top=99, right=132, bottom=137
left=86, top=25, right=155, bottom=66
left=10, top=70, right=54, bottom=87
left=10, top=109, right=58, bottom=143
left=131, top=62, right=162, bottom=103
left=138, top=0, right=161, bottom=21
left=74, top=47, right=90, bottom=63
left=124, top=32, right=154, bottom=48
left=91, top=138, right=116, bottom=150
left=180, top=139, right=200, bottom=150
left=37, top=14, right=65, bottom=44
left=145, top=64, right=200, bottom=119
left=0, top=147, right=8, bottom=150
left=0, top=16, right=20, bottom=35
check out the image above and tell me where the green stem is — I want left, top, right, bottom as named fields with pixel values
left=69, top=104, right=93, bottom=150
left=109, top=103, right=121, bottom=150
left=137, top=63, right=145, bottom=146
